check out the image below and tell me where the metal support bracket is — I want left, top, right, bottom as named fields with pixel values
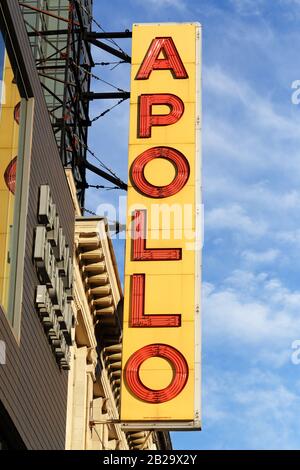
left=83, top=91, right=130, bottom=100
left=85, top=34, right=131, bottom=63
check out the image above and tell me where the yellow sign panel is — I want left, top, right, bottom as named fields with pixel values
left=0, top=50, right=21, bottom=312
left=121, top=23, right=201, bottom=430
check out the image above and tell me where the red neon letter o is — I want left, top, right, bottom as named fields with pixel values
left=130, top=146, right=190, bottom=198
left=124, top=344, right=189, bottom=403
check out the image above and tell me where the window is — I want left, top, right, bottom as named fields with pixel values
left=0, top=27, right=34, bottom=333
left=0, top=432, right=8, bottom=450
left=0, top=400, right=26, bottom=449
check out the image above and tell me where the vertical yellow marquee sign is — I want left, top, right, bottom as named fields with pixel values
left=121, top=23, right=201, bottom=430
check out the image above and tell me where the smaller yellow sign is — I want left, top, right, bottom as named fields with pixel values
left=0, top=51, right=21, bottom=312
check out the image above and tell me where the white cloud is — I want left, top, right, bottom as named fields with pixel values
left=205, top=174, right=300, bottom=216
left=203, top=62, right=300, bottom=258
left=204, top=64, right=300, bottom=138
left=229, top=0, right=265, bottom=16
left=204, top=271, right=300, bottom=354
left=205, top=204, right=267, bottom=236
left=277, top=229, right=300, bottom=244
left=241, top=248, right=280, bottom=264
left=224, top=270, right=268, bottom=291
left=280, top=0, right=300, bottom=5
left=133, top=0, right=186, bottom=11
left=203, top=368, right=300, bottom=449
left=204, top=283, right=295, bottom=344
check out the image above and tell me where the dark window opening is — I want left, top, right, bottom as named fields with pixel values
left=0, top=401, right=26, bottom=450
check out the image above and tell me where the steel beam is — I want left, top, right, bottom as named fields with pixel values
left=83, top=160, right=127, bottom=191
left=86, top=35, right=131, bottom=63
left=83, top=91, right=130, bottom=100
left=88, top=31, right=132, bottom=39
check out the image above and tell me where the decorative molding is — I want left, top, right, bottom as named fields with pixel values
left=34, top=185, right=74, bottom=369
left=75, top=218, right=122, bottom=321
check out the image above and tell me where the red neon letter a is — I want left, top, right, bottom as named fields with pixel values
left=136, top=37, right=188, bottom=80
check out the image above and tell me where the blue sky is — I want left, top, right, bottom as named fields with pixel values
left=86, top=0, right=300, bottom=450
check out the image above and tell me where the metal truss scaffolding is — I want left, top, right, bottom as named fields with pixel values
left=19, top=0, right=130, bottom=206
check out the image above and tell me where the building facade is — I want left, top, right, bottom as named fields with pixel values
left=0, top=0, right=74, bottom=450
left=0, top=0, right=172, bottom=450
left=64, top=172, right=171, bottom=450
